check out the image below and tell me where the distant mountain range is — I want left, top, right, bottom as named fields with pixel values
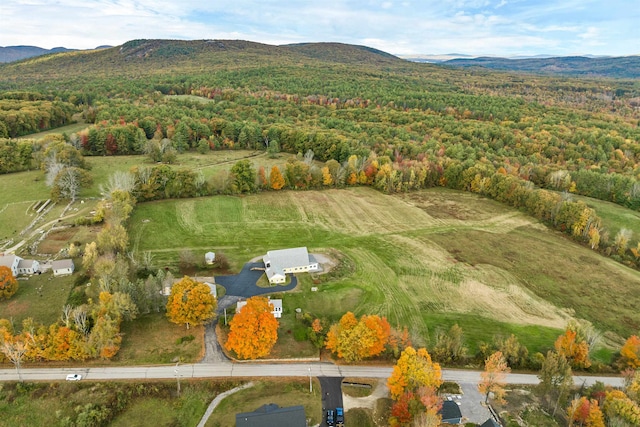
left=399, top=53, right=613, bottom=63
left=0, top=45, right=111, bottom=63
left=441, top=55, right=640, bottom=79
left=2, top=41, right=638, bottom=79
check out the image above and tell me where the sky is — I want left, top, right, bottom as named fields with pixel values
left=1, top=0, right=638, bottom=57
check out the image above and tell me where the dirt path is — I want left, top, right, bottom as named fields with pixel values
left=342, top=380, right=389, bottom=410
left=196, top=381, right=254, bottom=427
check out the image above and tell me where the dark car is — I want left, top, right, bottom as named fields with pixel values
left=336, top=407, right=344, bottom=426
left=326, top=409, right=335, bottom=426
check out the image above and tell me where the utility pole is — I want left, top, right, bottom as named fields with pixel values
left=174, top=361, right=181, bottom=397
left=308, top=366, right=312, bottom=393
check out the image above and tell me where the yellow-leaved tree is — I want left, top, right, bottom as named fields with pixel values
left=225, top=296, right=279, bottom=360
left=620, top=335, right=640, bottom=369
left=166, top=276, right=216, bottom=329
left=478, top=351, right=510, bottom=404
left=325, top=312, right=391, bottom=362
left=387, top=346, right=443, bottom=426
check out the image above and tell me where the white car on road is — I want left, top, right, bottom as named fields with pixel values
left=65, top=374, right=82, bottom=381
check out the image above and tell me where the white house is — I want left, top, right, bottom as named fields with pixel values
left=0, top=254, right=21, bottom=277
left=51, top=259, right=74, bottom=276
left=17, top=258, right=40, bottom=275
left=205, top=252, right=216, bottom=265
left=204, top=281, right=217, bottom=298
left=236, top=298, right=283, bottom=318
left=262, top=247, right=319, bottom=284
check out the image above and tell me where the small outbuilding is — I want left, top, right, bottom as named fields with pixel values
left=479, top=418, right=501, bottom=427
left=236, top=403, right=306, bottom=427
left=51, top=259, right=75, bottom=276
left=205, top=252, right=216, bottom=265
left=237, top=298, right=282, bottom=318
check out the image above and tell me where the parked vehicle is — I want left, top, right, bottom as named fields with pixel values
left=65, top=374, right=82, bottom=381
left=336, top=407, right=344, bottom=426
left=326, top=409, right=335, bottom=426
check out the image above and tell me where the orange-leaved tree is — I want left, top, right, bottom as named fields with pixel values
left=166, top=276, right=217, bottom=329
left=620, top=335, right=640, bottom=369
left=387, top=346, right=443, bottom=426
left=555, top=327, right=591, bottom=369
left=325, top=312, right=391, bottom=362
left=478, top=351, right=510, bottom=404
left=0, top=266, right=18, bottom=301
left=225, top=296, right=279, bottom=360
left=269, top=165, right=285, bottom=190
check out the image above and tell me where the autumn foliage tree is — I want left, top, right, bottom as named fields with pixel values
left=620, top=335, right=640, bottom=369
left=555, top=326, right=591, bottom=369
left=166, top=276, right=216, bottom=329
left=325, top=312, right=391, bottom=362
left=225, top=296, right=279, bottom=360
left=603, top=390, right=640, bottom=426
left=387, top=347, right=443, bottom=426
left=478, top=351, right=511, bottom=404
left=0, top=266, right=18, bottom=300
left=269, top=165, right=285, bottom=190
left=567, top=396, right=605, bottom=427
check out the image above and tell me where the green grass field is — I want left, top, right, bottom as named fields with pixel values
left=208, top=380, right=323, bottom=427
left=128, top=187, right=640, bottom=355
left=0, top=380, right=237, bottom=427
left=573, top=194, right=640, bottom=247
left=0, top=273, right=76, bottom=326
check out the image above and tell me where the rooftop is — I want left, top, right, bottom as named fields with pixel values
left=236, top=403, right=306, bottom=427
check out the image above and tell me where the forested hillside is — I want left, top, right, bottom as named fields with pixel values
left=1, top=39, right=639, bottom=264
left=444, top=55, right=640, bottom=79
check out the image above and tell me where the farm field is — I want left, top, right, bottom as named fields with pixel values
left=128, top=186, right=640, bottom=353
left=0, top=149, right=283, bottom=248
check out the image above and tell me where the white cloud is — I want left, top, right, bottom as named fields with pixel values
left=0, top=0, right=637, bottom=56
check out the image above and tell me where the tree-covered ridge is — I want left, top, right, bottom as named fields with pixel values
left=445, top=55, right=640, bottom=79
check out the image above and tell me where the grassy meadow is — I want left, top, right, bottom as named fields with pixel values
left=128, top=186, right=640, bottom=355
left=208, top=380, right=323, bottom=427
left=0, top=380, right=238, bottom=427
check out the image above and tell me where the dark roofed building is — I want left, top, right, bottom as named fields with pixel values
left=236, top=403, right=306, bottom=427
left=439, top=400, right=463, bottom=424
left=480, top=418, right=501, bottom=427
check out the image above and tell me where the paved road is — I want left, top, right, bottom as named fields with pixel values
left=0, top=363, right=625, bottom=388
left=320, top=377, right=344, bottom=427
left=215, top=262, right=298, bottom=297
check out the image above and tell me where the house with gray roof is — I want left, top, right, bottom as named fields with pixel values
left=0, top=254, right=21, bottom=277
left=17, top=258, right=40, bottom=275
left=236, top=403, right=306, bottom=427
left=439, top=400, right=463, bottom=425
left=52, top=259, right=74, bottom=276
left=263, top=247, right=318, bottom=284
left=237, top=297, right=283, bottom=318
left=1, top=254, right=41, bottom=276
left=479, top=418, right=501, bottom=427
